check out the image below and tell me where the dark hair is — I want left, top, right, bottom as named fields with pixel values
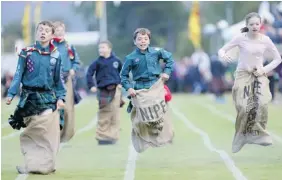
left=36, top=20, right=55, bottom=34
left=133, top=28, right=151, bottom=40
left=241, top=27, right=249, bottom=33
left=241, top=12, right=261, bottom=33
left=99, top=40, right=112, bottom=49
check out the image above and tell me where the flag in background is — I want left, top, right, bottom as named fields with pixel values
left=22, top=3, right=31, bottom=46
left=188, top=1, right=201, bottom=49
left=95, top=1, right=104, bottom=19
left=34, top=2, right=42, bottom=26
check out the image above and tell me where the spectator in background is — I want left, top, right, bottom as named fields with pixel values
left=1, top=71, right=14, bottom=98
left=273, top=4, right=282, bottom=29
left=275, top=56, right=282, bottom=93
left=184, top=60, right=200, bottom=93
left=261, top=4, right=282, bottom=44
left=190, top=48, right=212, bottom=93
left=172, top=57, right=189, bottom=92
left=264, top=59, right=277, bottom=101
left=182, top=57, right=194, bottom=92
left=210, top=55, right=226, bottom=103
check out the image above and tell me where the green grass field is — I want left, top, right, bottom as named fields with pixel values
left=1, top=94, right=282, bottom=180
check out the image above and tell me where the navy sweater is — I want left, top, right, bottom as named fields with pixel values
left=86, top=53, right=122, bottom=89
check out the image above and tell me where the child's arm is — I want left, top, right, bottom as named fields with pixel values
left=120, top=57, right=133, bottom=91
left=262, top=36, right=282, bottom=74
left=218, top=35, right=240, bottom=62
left=117, top=58, right=123, bottom=73
left=159, top=49, right=174, bottom=76
left=86, top=60, right=97, bottom=89
left=71, top=45, right=81, bottom=72
left=54, top=56, right=66, bottom=102
left=7, top=51, right=26, bottom=101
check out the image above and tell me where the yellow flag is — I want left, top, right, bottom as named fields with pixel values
left=21, top=3, right=31, bottom=45
left=95, top=1, right=104, bottom=19
left=34, top=2, right=42, bottom=25
left=188, top=1, right=201, bottom=49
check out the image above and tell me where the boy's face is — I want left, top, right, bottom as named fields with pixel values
left=54, top=26, right=65, bottom=39
left=36, top=24, right=53, bottom=43
left=98, top=43, right=111, bottom=57
left=134, top=33, right=150, bottom=51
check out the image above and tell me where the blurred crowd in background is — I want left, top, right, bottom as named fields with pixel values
left=1, top=1, right=282, bottom=104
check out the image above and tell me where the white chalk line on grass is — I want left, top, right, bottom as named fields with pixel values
left=2, top=106, right=17, bottom=129
left=14, top=174, right=29, bottom=180
left=59, top=115, right=98, bottom=150
left=2, top=122, right=10, bottom=128
left=2, top=99, right=90, bottom=139
left=123, top=144, right=138, bottom=180
left=171, top=107, right=248, bottom=180
left=15, top=115, right=98, bottom=180
left=199, top=103, right=282, bottom=144
left=2, top=130, right=23, bottom=140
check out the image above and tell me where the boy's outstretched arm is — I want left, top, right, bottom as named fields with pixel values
left=7, top=51, right=26, bottom=104
left=120, top=57, right=133, bottom=91
left=159, top=49, right=174, bottom=79
left=117, top=58, right=123, bottom=73
left=86, top=60, right=97, bottom=89
left=159, top=49, right=174, bottom=81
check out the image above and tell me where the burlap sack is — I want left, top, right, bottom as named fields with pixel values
left=60, top=74, right=75, bottom=143
left=232, top=70, right=272, bottom=153
left=131, top=79, right=174, bottom=153
left=96, top=85, right=122, bottom=141
left=20, top=110, right=60, bottom=174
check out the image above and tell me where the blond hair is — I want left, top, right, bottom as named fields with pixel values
left=53, top=21, right=66, bottom=30
left=99, top=40, right=113, bottom=49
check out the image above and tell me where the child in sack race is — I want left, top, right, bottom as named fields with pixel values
left=120, top=28, right=175, bottom=153
left=52, top=21, right=82, bottom=143
left=6, top=21, right=66, bottom=174
left=218, top=12, right=282, bottom=153
left=86, top=40, right=124, bottom=145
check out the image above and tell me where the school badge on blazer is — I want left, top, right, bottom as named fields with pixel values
left=50, top=58, right=57, bottom=65
left=113, top=61, right=119, bottom=69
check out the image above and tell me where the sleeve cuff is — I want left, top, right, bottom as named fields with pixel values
left=88, top=84, right=95, bottom=90
left=57, top=96, right=65, bottom=102
left=7, top=93, right=14, bottom=99
left=218, top=49, right=225, bottom=59
left=163, top=69, right=172, bottom=76
left=262, top=67, right=268, bottom=75
left=59, top=98, right=65, bottom=103
left=124, top=84, right=133, bottom=91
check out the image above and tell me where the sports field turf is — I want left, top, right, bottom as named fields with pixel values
left=1, top=94, right=282, bottom=180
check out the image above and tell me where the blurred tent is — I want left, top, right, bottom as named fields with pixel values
left=64, top=31, right=100, bottom=46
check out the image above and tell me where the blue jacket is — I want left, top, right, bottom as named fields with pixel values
left=86, top=53, right=122, bottom=89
